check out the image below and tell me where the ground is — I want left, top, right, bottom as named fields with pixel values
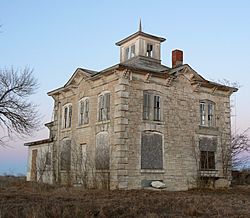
left=0, top=176, right=250, bottom=217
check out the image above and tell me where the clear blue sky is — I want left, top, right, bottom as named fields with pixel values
left=0, top=0, right=250, bottom=174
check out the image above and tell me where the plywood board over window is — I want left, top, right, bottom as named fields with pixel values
left=141, top=132, right=163, bottom=170
left=31, top=149, right=38, bottom=181
left=95, top=132, right=109, bottom=170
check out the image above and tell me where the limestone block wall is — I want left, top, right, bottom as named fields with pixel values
left=125, top=71, right=232, bottom=191
left=49, top=67, right=232, bottom=190
left=26, top=142, right=53, bottom=184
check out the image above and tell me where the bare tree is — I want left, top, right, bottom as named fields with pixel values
left=231, top=128, right=250, bottom=168
left=0, top=67, right=40, bottom=145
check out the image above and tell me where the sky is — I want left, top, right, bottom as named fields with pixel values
left=0, top=0, right=250, bottom=175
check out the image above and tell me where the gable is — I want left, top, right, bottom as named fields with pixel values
left=48, top=68, right=97, bottom=96
left=64, top=68, right=94, bottom=87
left=169, top=64, right=238, bottom=95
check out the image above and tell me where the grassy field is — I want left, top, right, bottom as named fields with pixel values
left=0, top=177, right=250, bottom=217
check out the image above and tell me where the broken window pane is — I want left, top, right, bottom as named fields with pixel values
left=146, top=44, right=153, bottom=57
left=200, top=102, right=206, bottom=126
left=199, top=100, right=215, bottom=127
left=154, top=95, right=160, bottom=121
left=200, top=151, right=215, bottom=170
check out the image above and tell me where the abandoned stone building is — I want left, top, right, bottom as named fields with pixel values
left=25, top=24, right=237, bottom=190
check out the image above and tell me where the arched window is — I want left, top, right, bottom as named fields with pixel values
left=62, top=103, right=72, bottom=128
left=141, top=131, right=163, bottom=169
left=95, top=132, right=109, bottom=170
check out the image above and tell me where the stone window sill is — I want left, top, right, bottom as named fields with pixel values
left=199, top=125, right=219, bottom=131
left=200, top=170, right=219, bottom=177
left=96, top=169, right=110, bottom=173
left=95, top=120, right=111, bottom=125
left=141, top=169, right=165, bottom=174
left=60, top=128, right=71, bottom=132
left=77, top=124, right=90, bottom=129
left=142, top=120, right=165, bottom=125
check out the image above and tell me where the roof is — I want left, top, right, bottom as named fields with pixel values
left=47, top=60, right=237, bottom=96
left=116, top=31, right=166, bottom=46
left=120, top=56, right=170, bottom=73
left=24, top=138, right=53, bottom=147
left=79, top=68, right=98, bottom=75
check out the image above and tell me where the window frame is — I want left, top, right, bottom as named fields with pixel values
left=143, top=91, right=162, bottom=122
left=146, top=43, right=153, bottom=57
left=200, top=150, right=215, bottom=170
left=98, top=92, right=110, bottom=122
left=125, top=44, right=136, bottom=60
left=78, top=97, right=89, bottom=126
left=199, top=100, right=215, bottom=127
left=62, top=103, right=72, bottom=129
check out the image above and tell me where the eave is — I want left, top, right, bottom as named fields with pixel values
left=116, top=31, right=166, bottom=46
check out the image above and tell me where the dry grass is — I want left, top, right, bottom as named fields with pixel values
left=0, top=177, right=250, bottom=217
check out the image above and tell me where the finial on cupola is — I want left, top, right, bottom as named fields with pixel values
left=139, top=18, right=142, bottom=32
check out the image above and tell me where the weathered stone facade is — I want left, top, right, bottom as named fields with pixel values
left=25, top=26, right=237, bottom=190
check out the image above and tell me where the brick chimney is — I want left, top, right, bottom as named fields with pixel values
left=172, top=49, right=183, bottom=68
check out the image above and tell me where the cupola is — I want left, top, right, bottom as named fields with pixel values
left=115, top=20, right=166, bottom=63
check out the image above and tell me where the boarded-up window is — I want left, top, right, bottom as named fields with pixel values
left=45, top=151, right=51, bottom=166
left=60, top=139, right=71, bottom=171
left=98, top=93, right=110, bottom=121
left=141, top=132, right=163, bottom=169
left=199, top=137, right=217, bottom=170
left=31, top=149, right=38, bottom=181
left=95, top=132, right=109, bottom=170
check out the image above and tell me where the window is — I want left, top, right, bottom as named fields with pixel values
left=154, top=96, right=161, bottom=121
left=146, top=44, right=153, bottom=57
left=200, top=151, right=215, bottom=170
left=125, top=44, right=135, bottom=60
left=141, top=132, right=163, bottom=169
left=199, top=100, right=215, bottom=127
left=207, top=102, right=214, bottom=127
left=62, top=104, right=72, bottom=129
left=143, top=91, right=161, bottom=121
left=79, top=98, right=89, bottom=125
left=143, top=92, right=150, bottom=120
left=60, top=139, right=71, bottom=171
left=95, top=132, right=109, bottom=170
left=199, top=137, right=217, bottom=170
left=45, top=151, right=51, bottom=166
left=98, top=92, right=110, bottom=122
